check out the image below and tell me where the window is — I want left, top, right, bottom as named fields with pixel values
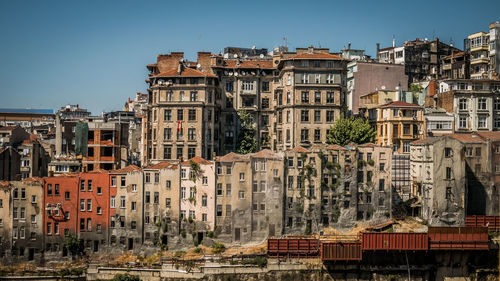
left=475, top=147, right=481, bottom=156
left=445, top=187, right=452, bottom=199
left=287, top=176, right=294, bottom=189
left=226, top=81, right=233, bottom=92
left=301, top=91, right=309, bottom=103
left=120, top=196, right=126, bottom=208
left=87, top=218, right=92, bottom=231
left=238, top=190, right=245, bottom=199
left=301, top=73, right=309, bottom=83
left=403, top=142, right=410, bottom=153
left=260, top=181, right=266, bottom=192
left=262, top=81, right=270, bottom=92
left=301, top=128, right=309, bottom=142
left=261, top=161, right=266, bottom=171
left=190, top=91, right=198, bottom=101
left=444, top=147, right=452, bottom=157
left=315, top=74, right=321, bottom=83
left=202, top=195, right=207, bottom=207
left=145, top=173, right=151, bottom=183
left=314, top=129, right=321, bottom=142
left=31, top=195, right=36, bottom=203
left=478, top=98, right=487, bottom=110
left=262, top=98, right=269, bottom=109
left=216, top=205, right=222, bottom=216
left=326, top=111, right=334, bottom=122
left=326, top=92, right=334, bottom=103
left=181, top=187, right=186, bottom=199
left=47, top=223, right=52, bottom=235
left=225, top=183, right=231, bottom=196
left=80, top=199, right=85, bottom=211
left=202, top=214, right=207, bottom=222
left=87, top=199, right=92, bottom=211
left=80, top=180, right=85, bottom=191
left=181, top=169, right=186, bottom=179
left=459, top=98, right=467, bottom=110
left=31, top=214, right=36, bottom=223
left=131, top=202, right=136, bottom=211
left=314, top=110, right=321, bottom=122
left=111, top=177, right=116, bottom=187
left=459, top=116, right=467, bottom=128
left=301, top=110, right=309, bottom=122
left=164, top=110, right=172, bottom=121
left=242, top=81, right=254, bottom=91
left=380, top=162, right=385, bottom=171
left=446, top=167, right=452, bottom=180
left=478, top=116, right=487, bottom=128
left=226, top=205, right=232, bottom=216
left=314, top=91, right=321, bottom=103
left=301, top=60, right=309, bottom=67
left=314, top=60, right=321, bottom=68
left=177, top=109, right=184, bottom=121
left=239, top=172, right=245, bottom=181
left=226, top=165, right=232, bottom=175
left=379, top=179, right=385, bottom=191
left=217, top=183, right=222, bottom=196
left=188, top=128, right=196, bottom=140
left=165, top=198, right=171, bottom=208
left=188, top=147, right=195, bottom=159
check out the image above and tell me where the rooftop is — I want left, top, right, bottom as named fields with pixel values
left=378, top=101, right=421, bottom=108
left=0, top=108, right=54, bottom=114
left=155, top=67, right=217, bottom=78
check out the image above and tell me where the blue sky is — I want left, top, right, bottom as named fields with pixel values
left=1, top=0, right=499, bottom=114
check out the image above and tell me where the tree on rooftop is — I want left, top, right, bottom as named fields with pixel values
left=236, top=109, right=257, bottom=154
left=327, top=117, right=375, bottom=146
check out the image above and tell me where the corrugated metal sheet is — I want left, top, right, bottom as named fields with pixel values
left=465, top=216, right=500, bottom=232
left=268, top=238, right=319, bottom=258
left=361, top=232, right=428, bottom=251
left=428, top=227, right=489, bottom=250
left=321, top=242, right=362, bottom=261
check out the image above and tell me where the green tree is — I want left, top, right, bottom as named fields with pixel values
left=327, top=117, right=375, bottom=146
left=111, top=273, right=140, bottom=281
left=408, top=83, right=423, bottom=93
left=64, top=235, right=85, bottom=258
left=236, top=110, right=257, bottom=154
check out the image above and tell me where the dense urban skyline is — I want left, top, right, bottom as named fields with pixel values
left=1, top=0, right=500, bottom=114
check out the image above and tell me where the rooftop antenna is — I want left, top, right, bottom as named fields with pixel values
left=449, top=37, right=454, bottom=47
left=432, top=29, right=436, bottom=40
left=392, top=35, right=395, bottom=48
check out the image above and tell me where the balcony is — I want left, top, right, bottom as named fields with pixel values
left=470, top=57, right=489, bottom=65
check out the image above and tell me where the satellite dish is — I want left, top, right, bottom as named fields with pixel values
left=233, top=54, right=238, bottom=58
left=242, top=71, right=246, bottom=75
left=234, top=72, right=239, bottom=77
left=260, top=54, right=264, bottom=58
left=251, top=72, right=256, bottom=75
left=229, top=72, right=233, bottom=76
left=224, top=71, right=229, bottom=75
left=196, top=64, right=201, bottom=68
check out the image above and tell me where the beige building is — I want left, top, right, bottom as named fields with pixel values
left=179, top=157, right=215, bottom=245
left=467, top=32, right=490, bottom=79
left=109, top=165, right=143, bottom=252
left=410, top=136, right=466, bottom=225
left=0, top=181, right=11, bottom=260
left=215, top=149, right=283, bottom=243
left=144, top=53, right=220, bottom=165
left=9, top=178, right=44, bottom=261
left=273, top=47, right=348, bottom=151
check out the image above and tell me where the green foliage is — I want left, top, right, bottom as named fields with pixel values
left=193, top=247, right=202, bottom=253
left=211, top=242, right=226, bottom=254
left=206, top=231, right=215, bottom=238
left=181, top=230, right=187, bottom=238
left=174, top=251, right=186, bottom=258
left=305, top=222, right=312, bottom=235
left=409, top=83, right=423, bottom=93
left=236, top=109, right=257, bottom=154
left=367, top=159, right=375, bottom=166
left=64, top=235, right=85, bottom=257
left=241, top=256, right=267, bottom=267
left=58, top=267, right=84, bottom=277
left=332, top=205, right=341, bottom=223
left=327, top=117, right=375, bottom=146
left=111, top=273, right=140, bottom=281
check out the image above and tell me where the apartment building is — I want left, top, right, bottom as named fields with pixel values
left=144, top=53, right=220, bottom=165
left=215, top=150, right=283, bottom=243
left=467, top=32, right=490, bottom=79
left=410, top=136, right=466, bottom=225
left=142, top=162, right=180, bottom=248
left=440, top=52, right=470, bottom=79
left=372, top=101, right=424, bottom=154
left=424, top=108, right=454, bottom=136
left=0, top=126, right=30, bottom=148
left=9, top=179, right=44, bottom=261
left=18, top=138, right=50, bottom=179
left=0, top=109, right=55, bottom=130
left=0, top=147, right=21, bottom=181
left=0, top=181, right=11, bottom=260
left=490, top=22, right=500, bottom=79
left=179, top=157, right=215, bottom=245
left=109, top=165, right=143, bottom=252
left=377, top=38, right=461, bottom=83
left=274, top=47, right=348, bottom=151
left=346, top=61, right=408, bottom=115
left=211, top=56, right=275, bottom=153
left=437, top=79, right=500, bottom=132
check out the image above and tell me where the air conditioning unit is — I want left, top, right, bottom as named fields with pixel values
left=56, top=203, right=62, bottom=209
left=45, top=203, right=52, bottom=210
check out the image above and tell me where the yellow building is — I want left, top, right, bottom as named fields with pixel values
left=373, top=101, right=424, bottom=154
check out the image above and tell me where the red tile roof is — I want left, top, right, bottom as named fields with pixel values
left=181, top=156, right=211, bottom=165
left=326, top=144, right=347, bottom=151
left=251, top=149, right=281, bottom=159
left=287, top=146, right=311, bottom=153
left=357, top=143, right=377, bottom=147
left=222, top=60, right=274, bottom=69
left=22, top=177, right=43, bottom=184
left=378, top=101, right=421, bottom=108
left=287, top=53, right=345, bottom=60
left=111, top=165, right=142, bottom=174
left=145, top=162, right=178, bottom=170
left=155, top=67, right=217, bottom=78
left=474, top=131, right=500, bottom=141
left=448, top=134, right=485, bottom=143
left=0, top=181, right=10, bottom=188
left=216, top=152, right=249, bottom=162
left=410, top=137, right=439, bottom=145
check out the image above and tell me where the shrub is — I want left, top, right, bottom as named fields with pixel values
left=181, top=230, right=187, bottom=238
left=193, top=247, right=202, bottom=253
left=111, top=273, right=140, bottom=281
left=206, top=231, right=215, bottom=238
left=211, top=242, right=226, bottom=254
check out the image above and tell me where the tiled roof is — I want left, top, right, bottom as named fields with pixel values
left=474, top=131, right=500, bottom=141
left=145, top=162, right=178, bottom=170
left=222, top=60, right=274, bottom=69
left=155, top=67, right=217, bottom=78
left=0, top=181, right=10, bottom=188
left=410, top=137, right=440, bottom=145
left=287, top=52, right=345, bottom=60
left=287, top=146, right=311, bottom=153
left=181, top=156, right=211, bottom=165
left=326, top=144, right=347, bottom=151
left=449, top=134, right=485, bottom=143
left=22, top=177, right=43, bottom=184
left=378, top=101, right=421, bottom=108
left=111, top=165, right=142, bottom=174
left=216, top=152, right=249, bottom=162
left=251, top=149, right=281, bottom=159
left=358, top=143, right=377, bottom=148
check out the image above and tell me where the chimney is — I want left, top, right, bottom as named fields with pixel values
left=156, top=52, right=184, bottom=73
left=197, top=52, right=213, bottom=73
left=376, top=43, right=380, bottom=60
left=348, top=42, right=351, bottom=50
left=55, top=114, right=62, bottom=155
